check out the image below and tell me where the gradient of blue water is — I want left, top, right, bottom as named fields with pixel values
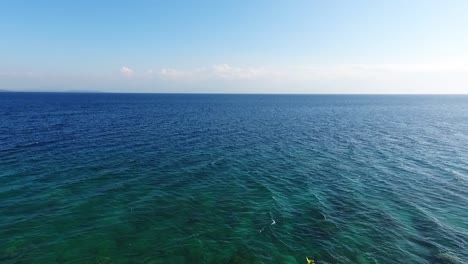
left=1, top=93, right=467, bottom=263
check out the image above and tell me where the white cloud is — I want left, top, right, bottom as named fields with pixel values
left=136, top=62, right=468, bottom=93
left=154, top=64, right=271, bottom=81
left=144, top=62, right=468, bottom=83
left=4, top=62, right=466, bottom=93
left=210, top=64, right=269, bottom=79
left=158, top=68, right=195, bottom=79
left=120, top=66, right=134, bottom=77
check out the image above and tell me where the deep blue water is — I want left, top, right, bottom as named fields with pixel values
left=1, top=93, right=467, bottom=264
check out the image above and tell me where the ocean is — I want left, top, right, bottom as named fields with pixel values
left=0, top=93, right=467, bottom=263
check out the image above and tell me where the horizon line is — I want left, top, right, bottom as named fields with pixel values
left=1, top=90, right=468, bottom=96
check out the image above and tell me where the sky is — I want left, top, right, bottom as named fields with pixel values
left=1, top=0, right=467, bottom=94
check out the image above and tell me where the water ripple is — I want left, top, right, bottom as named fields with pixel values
left=0, top=93, right=467, bottom=263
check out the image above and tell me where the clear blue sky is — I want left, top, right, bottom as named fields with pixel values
left=1, top=0, right=467, bottom=93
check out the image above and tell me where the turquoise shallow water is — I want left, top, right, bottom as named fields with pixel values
left=0, top=93, right=467, bottom=263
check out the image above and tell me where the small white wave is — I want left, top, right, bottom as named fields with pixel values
left=451, top=170, right=466, bottom=181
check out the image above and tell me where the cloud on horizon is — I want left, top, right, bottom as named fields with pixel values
left=120, top=66, right=134, bottom=78
left=110, top=62, right=468, bottom=93
left=1, top=62, right=467, bottom=93
left=137, top=62, right=468, bottom=84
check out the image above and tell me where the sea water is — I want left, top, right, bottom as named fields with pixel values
left=0, top=93, right=467, bottom=263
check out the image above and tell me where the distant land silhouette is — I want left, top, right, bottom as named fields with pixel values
left=0, top=89, right=102, bottom=93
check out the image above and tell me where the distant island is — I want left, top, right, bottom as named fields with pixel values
left=0, top=89, right=102, bottom=93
